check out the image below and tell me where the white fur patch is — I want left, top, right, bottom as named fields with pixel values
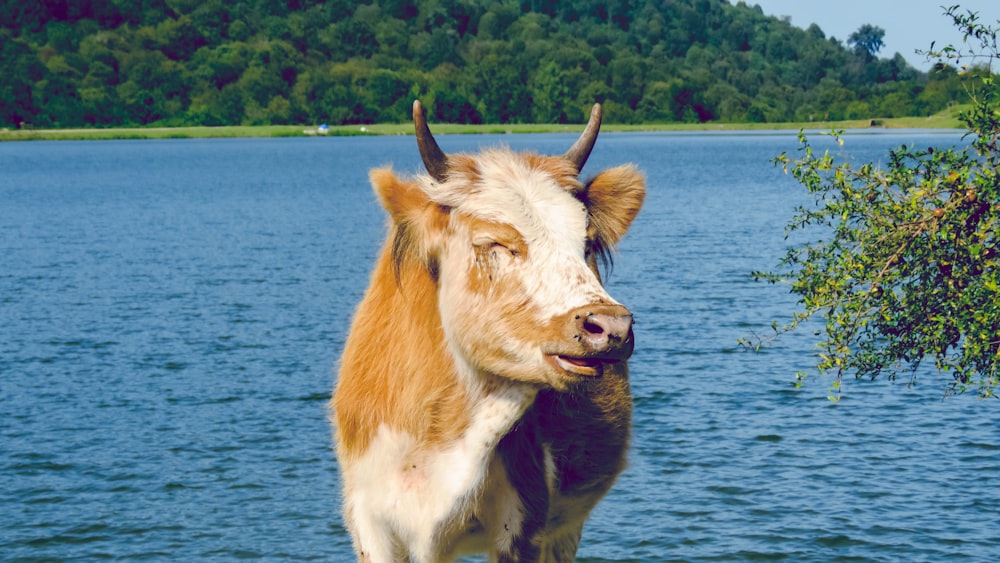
left=342, top=382, right=536, bottom=562
left=438, top=151, right=618, bottom=320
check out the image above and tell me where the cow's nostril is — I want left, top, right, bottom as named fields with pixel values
left=582, top=315, right=605, bottom=336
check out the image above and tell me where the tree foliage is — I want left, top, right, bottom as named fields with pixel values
left=755, top=6, right=1000, bottom=398
left=848, top=24, right=885, bottom=60
left=0, top=0, right=974, bottom=128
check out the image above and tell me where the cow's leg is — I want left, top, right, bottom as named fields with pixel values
left=487, top=408, right=549, bottom=563
left=538, top=523, right=583, bottom=563
left=489, top=502, right=541, bottom=563
left=343, top=495, right=406, bottom=563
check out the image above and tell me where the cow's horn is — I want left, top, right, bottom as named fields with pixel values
left=413, top=100, right=448, bottom=182
left=564, top=103, right=602, bottom=172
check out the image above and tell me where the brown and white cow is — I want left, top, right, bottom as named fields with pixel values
left=332, top=100, right=645, bottom=562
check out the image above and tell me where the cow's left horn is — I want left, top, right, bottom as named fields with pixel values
left=413, top=100, right=448, bottom=182
left=564, top=103, right=602, bottom=172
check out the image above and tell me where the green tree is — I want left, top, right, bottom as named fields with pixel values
left=333, top=18, right=378, bottom=59
left=425, top=64, right=482, bottom=124
left=752, top=7, right=1000, bottom=398
left=116, top=48, right=189, bottom=124
left=848, top=23, right=885, bottom=60
left=530, top=60, right=576, bottom=123
left=78, top=84, right=122, bottom=125
left=0, top=32, right=42, bottom=126
left=156, top=15, right=207, bottom=61
left=364, top=68, right=410, bottom=122
left=471, top=46, right=531, bottom=123
left=36, top=76, right=83, bottom=127
left=191, top=42, right=249, bottom=90
left=188, top=81, right=243, bottom=124
left=608, top=53, right=646, bottom=112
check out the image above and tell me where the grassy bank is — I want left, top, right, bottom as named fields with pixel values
left=0, top=107, right=965, bottom=142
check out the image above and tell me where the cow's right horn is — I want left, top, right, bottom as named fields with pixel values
left=564, top=103, right=602, bottom=172
left=413, top=100, right=448, bottom=183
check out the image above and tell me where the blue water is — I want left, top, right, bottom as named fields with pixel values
left=2, top=131, right=997, bottom=561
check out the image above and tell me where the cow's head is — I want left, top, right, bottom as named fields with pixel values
left=373, top=101, right=644, bottom=390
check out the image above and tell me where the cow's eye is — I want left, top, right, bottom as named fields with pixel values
left=487, top=241, right=515, bottom=257
left=474, top=239, right=517, bottom=261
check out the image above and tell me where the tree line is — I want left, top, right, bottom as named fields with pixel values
left=0, top=0, right=974, bottom=129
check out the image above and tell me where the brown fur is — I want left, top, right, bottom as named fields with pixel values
left=334, top=170, right=469, bottom=457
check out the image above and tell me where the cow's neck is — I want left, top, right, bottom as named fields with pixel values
left=367, top=243, right=536, bottom=450
left=344, top=244, right=538, bottom=537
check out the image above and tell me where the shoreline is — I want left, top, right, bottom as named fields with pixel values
left=0, top=109, right=964, bottom=142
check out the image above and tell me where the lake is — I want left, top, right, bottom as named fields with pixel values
left=2, top=130, right=997, bottom=561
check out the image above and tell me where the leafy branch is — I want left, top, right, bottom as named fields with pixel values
left=748, top=6, right=1000, bottom=399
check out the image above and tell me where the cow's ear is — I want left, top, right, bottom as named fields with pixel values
left=371, top=167, right=449, bottom=234
left=583, top=164, right=645, bottom=247
left=372, top=168, right=429, bottom=223
left=371, top=168, right=448, bottom=274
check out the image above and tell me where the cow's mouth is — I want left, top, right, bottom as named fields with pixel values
left=547, top=354, right=609, bottom=377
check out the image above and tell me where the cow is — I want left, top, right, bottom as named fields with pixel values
left=332, top=100, right=645, bottom=562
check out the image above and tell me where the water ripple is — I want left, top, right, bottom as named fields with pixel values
left=3, top=134, right=998, bottom=560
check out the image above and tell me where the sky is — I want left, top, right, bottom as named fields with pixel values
left=751, top=0, right=999, bottom=70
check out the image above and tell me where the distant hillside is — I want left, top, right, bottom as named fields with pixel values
left=0, top=0, right=970, bottom=128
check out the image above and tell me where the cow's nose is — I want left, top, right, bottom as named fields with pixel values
left=571, top=305, right=634, bottom=360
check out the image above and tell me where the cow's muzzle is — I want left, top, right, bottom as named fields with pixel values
left=547, top=304, right=634, bottom=377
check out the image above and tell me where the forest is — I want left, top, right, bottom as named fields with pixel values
left=0, top=0, right=975, bottom=128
